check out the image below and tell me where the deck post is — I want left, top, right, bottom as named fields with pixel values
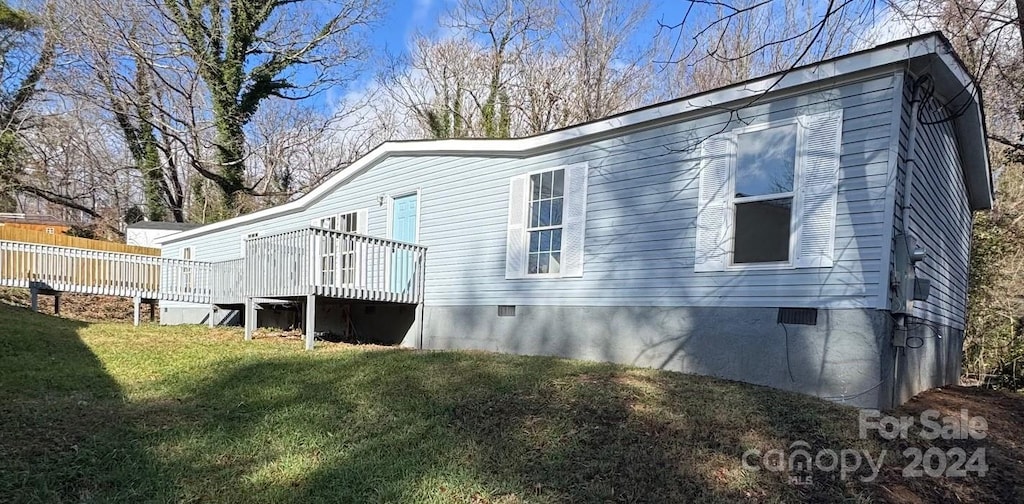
left=244, top=298, right=255, bottom=341
left=132, top=295, right=141, bottom=327
left=208, top=305, right=215, bottom=328
left=304, top=294, right=316, bottom=351
left=29, top=286, right=38, bottom=312
left=53, top=293, right=62, bottom=316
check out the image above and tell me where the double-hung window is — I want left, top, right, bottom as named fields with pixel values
left=316, top=211, right=363, bottom=286
left=527, top=169, right=564, bottom=274
left=695, top=111, right=843, bottom=272
left=732, top=123, right=798, bottom=264
left=505, top=164, right=589, bottom=279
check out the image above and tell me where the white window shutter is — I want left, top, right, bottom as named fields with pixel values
left=695, top=134, right=733, bottom=272
left=356, top=209, right=368, bottom=234
left=355, top=209, right=369, bottom=286
left=795, top=110, right=843, bottom=268
left=505, top=175, right=528, bottom=279
left=561, top=163, right=589, bottom=277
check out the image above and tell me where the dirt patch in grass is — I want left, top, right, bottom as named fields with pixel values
left=872, top=386, right=1024, bottom=503
left=0, top=287, right=139, bottom=322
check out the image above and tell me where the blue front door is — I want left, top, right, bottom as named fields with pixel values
left=391, top=193, right=418, bottom=293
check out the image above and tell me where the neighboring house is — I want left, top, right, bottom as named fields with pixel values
left=156, top=33, right=991, bottom=409
left=0, top=213, right=71, bottom=235
left=126, top=221, right=201, bottom=248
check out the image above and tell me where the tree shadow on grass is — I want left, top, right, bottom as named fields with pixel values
left=0, top=305, right=173, bottom=503
left=147, top=348, right=883, bottom=503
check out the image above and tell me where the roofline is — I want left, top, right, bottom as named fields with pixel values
left=160, top=32, right=990, bottom=245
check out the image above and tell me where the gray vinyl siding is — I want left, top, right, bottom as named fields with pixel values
left=904, top=96, right=972, bottom=328
left=888, top=77, right=914, bottom=309
left=164, top=73, right=902, bottom=310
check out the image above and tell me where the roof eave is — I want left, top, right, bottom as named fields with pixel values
left=161, top=32, right=988, bottom=244
left=918, top=38, right=993, bottom=210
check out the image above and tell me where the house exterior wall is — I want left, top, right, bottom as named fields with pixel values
left=871, top=73, right=973, bottom=407
left=157, top=67, right=978, bottom=409
left=163, top=72, right=901, bottom=315
left=902, top=93, right=972, bottom=330
left=419, top=305, right=896, bottom=409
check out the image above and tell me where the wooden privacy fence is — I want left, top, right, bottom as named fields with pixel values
left=0, top=226, right=160, bottom=255
left=0, top=240, right=210, bottom=303
left=245, top=227, right=426, bottom=304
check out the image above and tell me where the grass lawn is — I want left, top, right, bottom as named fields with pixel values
left=1, top=302, right=1021, bottom=503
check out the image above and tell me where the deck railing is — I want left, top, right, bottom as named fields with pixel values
left=0, top=240, right=211, bottom=302
left=1, top=227, right=427, bottom=307
left=245, top=227, right=426, bottom=304
left=211, top=259, right=244, bottom=304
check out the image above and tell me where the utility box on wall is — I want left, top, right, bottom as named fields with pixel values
left=891, top=233, right=930, bottom=314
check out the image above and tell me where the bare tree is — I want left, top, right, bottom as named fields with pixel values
left=0, top=0, right=54, bottom=212
left=382, top=0, right=660, bottom=139
left=152, top=0, right=381, bottom=214
left=558, top=0, right=655, bottom=121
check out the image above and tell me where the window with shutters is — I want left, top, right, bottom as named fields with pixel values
left=732, top=123, right=798, bottom=264
left=527, top=169, right=565, bottom=275
left=694, top=111, right=842, bottom=273
left=506, top=163, right=588, bottom=279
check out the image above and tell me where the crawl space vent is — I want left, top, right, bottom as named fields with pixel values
left=498, top=305, right=516, bottom=317
left=777, top=307, right=818, bottom=326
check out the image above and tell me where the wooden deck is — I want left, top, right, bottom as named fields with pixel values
left=0, top=227, right=426, bottom=336
left=244, top=227, right=426, bottom=305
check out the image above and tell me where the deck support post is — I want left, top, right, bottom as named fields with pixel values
left=208, top=305, right=215, bottom=328
left=29, top=286, right=38, bottom=312
left=304, top=294, right=316, bottom=351
left=244, top=298, right=255, bottom=341
left=53, top=293, right=61, bottom=316
left=132, top=296, right=141, bottom=327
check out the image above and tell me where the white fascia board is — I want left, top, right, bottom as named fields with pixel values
left=161, top=34, right=969, bottom=245
left=933, top=47, right=993, bottom=210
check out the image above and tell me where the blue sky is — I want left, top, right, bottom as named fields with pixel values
left=373, top=0, right=446, bottom=55
left=368, top=0, right=688, bottom=60
left=332, top=0, right=688, bottom=107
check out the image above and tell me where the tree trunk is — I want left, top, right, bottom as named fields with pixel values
left=211, top=98, right=247, bottom=208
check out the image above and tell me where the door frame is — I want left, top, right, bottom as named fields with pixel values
left=385, top=189, right=421, bottom=294
left=386, top=189, right=422, bottom=243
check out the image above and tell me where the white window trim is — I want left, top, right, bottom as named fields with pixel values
left=522, top=166, right=567, bottom=278
left=724, top=117, right=804, bottom=271
left=311, top=211, right=363, bottom=233
left=180, top=246, right=195, bottom=293
left=311, top=210, right=367, bottom=287
left=505, top=163, right=587, bottom=280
